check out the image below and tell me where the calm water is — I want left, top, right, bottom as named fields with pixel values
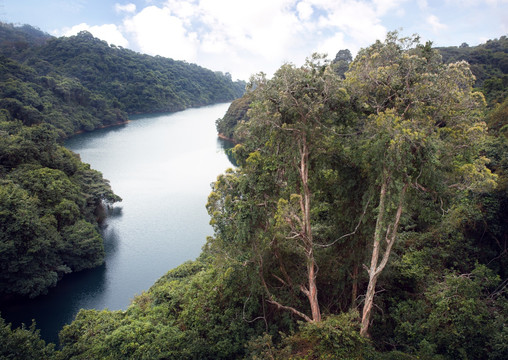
left=0, top=103, right=234, bottom=344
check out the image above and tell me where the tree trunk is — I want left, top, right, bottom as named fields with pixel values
left=361, top=175, right=407, bottom=337
left=351, top=263, right=359, bottom=307
left=360, top=175, right=388, bottom=336
left=300, top=134, right=321, bottom=322
left=307, top=254, right=321, bottom=322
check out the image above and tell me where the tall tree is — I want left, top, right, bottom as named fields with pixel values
left=345, top=32, right=497, bottom=336
left=209, top=55, right=349, bottom=322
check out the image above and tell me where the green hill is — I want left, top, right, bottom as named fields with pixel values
left=437, top=36, right=508, bottom=105
left=0, top=23, right=245, bottom=136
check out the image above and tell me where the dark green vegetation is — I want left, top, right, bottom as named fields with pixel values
left=217, top=36, right=508, bottom=144
left=0, top=22, right=245, bottom=300
left=0, top=125, right=120, bottom=297
left=437, top=36, right=508, bottom=105
left=0, top=23, right=245, bottom=137
left=2, top=31, right=507, bottom=359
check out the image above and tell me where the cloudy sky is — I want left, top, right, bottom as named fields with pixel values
left=2, top=0, right=507, bottom=80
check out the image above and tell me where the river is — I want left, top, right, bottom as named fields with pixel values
left=0, top=103, right=235, bottom=344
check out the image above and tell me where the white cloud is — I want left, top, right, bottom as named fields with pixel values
left=311, top=1, right=387, bottom=45
left=115, top=3, right=137, bottom=14
left=111, top=0, right=402, bottom=79
left=165, top=0, right=197, bottom=22
left=417, top=0, right=428, bottom=10
left=427, top=14, right=447, bottom=33
left=57, top=0, right=418, bottom=79
left=123, top=5, right=199, bottom=61
left=445, top=0, right=508, bottom=6
left=297, top=1, right=314, bottom=20
left=60, top=23, right=129, bottom=47
left=316, top=31, right=346, bottom=57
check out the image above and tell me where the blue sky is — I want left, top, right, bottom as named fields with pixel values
left=2, top=0, right=507, bottom=80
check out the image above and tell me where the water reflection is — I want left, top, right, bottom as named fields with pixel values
left=0, top=262, right=107, bottom=344
left=102, top=225, right=121, bottom=261
left=217, top=137, right=238, bottom=167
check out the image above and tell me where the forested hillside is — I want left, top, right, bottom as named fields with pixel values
left=0, top=22, right=245, bottom=299
left=437, top=36, right=508, bottom=105
left=2, top=32, right=507, bottom=359
left=0, top=22, right=246, bottom=136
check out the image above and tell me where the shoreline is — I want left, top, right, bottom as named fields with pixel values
left=71, top=120, right=131, bottom=137
left=217, top=132, right=237, bottom=143
left=69, top=101, right=236, bottom=139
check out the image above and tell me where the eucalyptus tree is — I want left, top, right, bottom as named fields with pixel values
left=208, top=55, right=350, bottom=322
left=345, top=32, right=497, bottom=336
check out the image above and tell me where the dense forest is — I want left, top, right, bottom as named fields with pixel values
left=0, top=22, right=245, bottom=300
left=0, top=23, right=246, bottom=136
left=1, top=29, right=507, bottom=360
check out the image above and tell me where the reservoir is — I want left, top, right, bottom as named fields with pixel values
left=0, top=103, right=234, bottom=344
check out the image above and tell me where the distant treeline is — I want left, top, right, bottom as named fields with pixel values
left=0, top=22, right=245, bottom=299
left=0, top=22, right=246, bottom=137
left=437, top=37, right=508, bottom=105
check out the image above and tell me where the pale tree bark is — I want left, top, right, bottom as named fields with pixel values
left=259, top=131, right=321, bottom=323
left=298, top=133, right=321, bottom=322
left=247, top=59, right=338, bottom=324
left=258, top=252, right=313, bottom=323
left=351, top=263, right=359, bottom=307
left=360, top=173, right=408, bottom=337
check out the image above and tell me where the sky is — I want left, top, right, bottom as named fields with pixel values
left=2, top=0, right=507, bottom=80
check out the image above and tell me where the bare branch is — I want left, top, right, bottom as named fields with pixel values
left=243, top=292, right=266, bottom=324
left=266, top=299, right=312, bottom=323
left=272, top=273, right=288, bottom=287
left=316, top=197, right=371, bottom=248
left=375, top=183, right=408, bottom=277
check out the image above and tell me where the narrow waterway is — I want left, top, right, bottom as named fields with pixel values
left=0, top=103, right=234, bottom=343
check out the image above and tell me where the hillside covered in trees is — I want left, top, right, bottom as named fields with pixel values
left=437, top=36, right=508, bottom=105
left=0, top=22, right=245, bottom=137
left=0, top=22, right=245, bottom=300
left=2, top=31, right=507, bottom=359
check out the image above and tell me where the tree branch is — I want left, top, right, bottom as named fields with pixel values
left=316, top=197, right=371, bottom=248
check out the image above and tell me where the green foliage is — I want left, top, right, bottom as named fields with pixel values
left=1, top=22, right=245, bottom=138
left=0, top=165, right=110, bottom=297
left=0, top=180, right=61, bottom=297
left=289, top=312, right=371, bottom=359
left=332, top=49, right=353, bottom=78
left=57, top=258, right=267, bottom=359
left=437, top=36, right=508, bottom=105
left=208, top=32, right=507, bottom=357
left=391, top=265, right=507, bottom=359
left=209, top=55, right=367, bottom=324
left=215, top=94, right=252, bottom=140
left=0, top=117, right=119, bottom=297
left=29, top=29, right=245, bottom=116
left=247, top=312, right=372, bottom=359
left=487, top=96, right=508, bottom=137
left=0, top=54, right=127, bottom=137
left=0, top=23, right=51, bottom=59
left=0, top=314, right=55, bottom=360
